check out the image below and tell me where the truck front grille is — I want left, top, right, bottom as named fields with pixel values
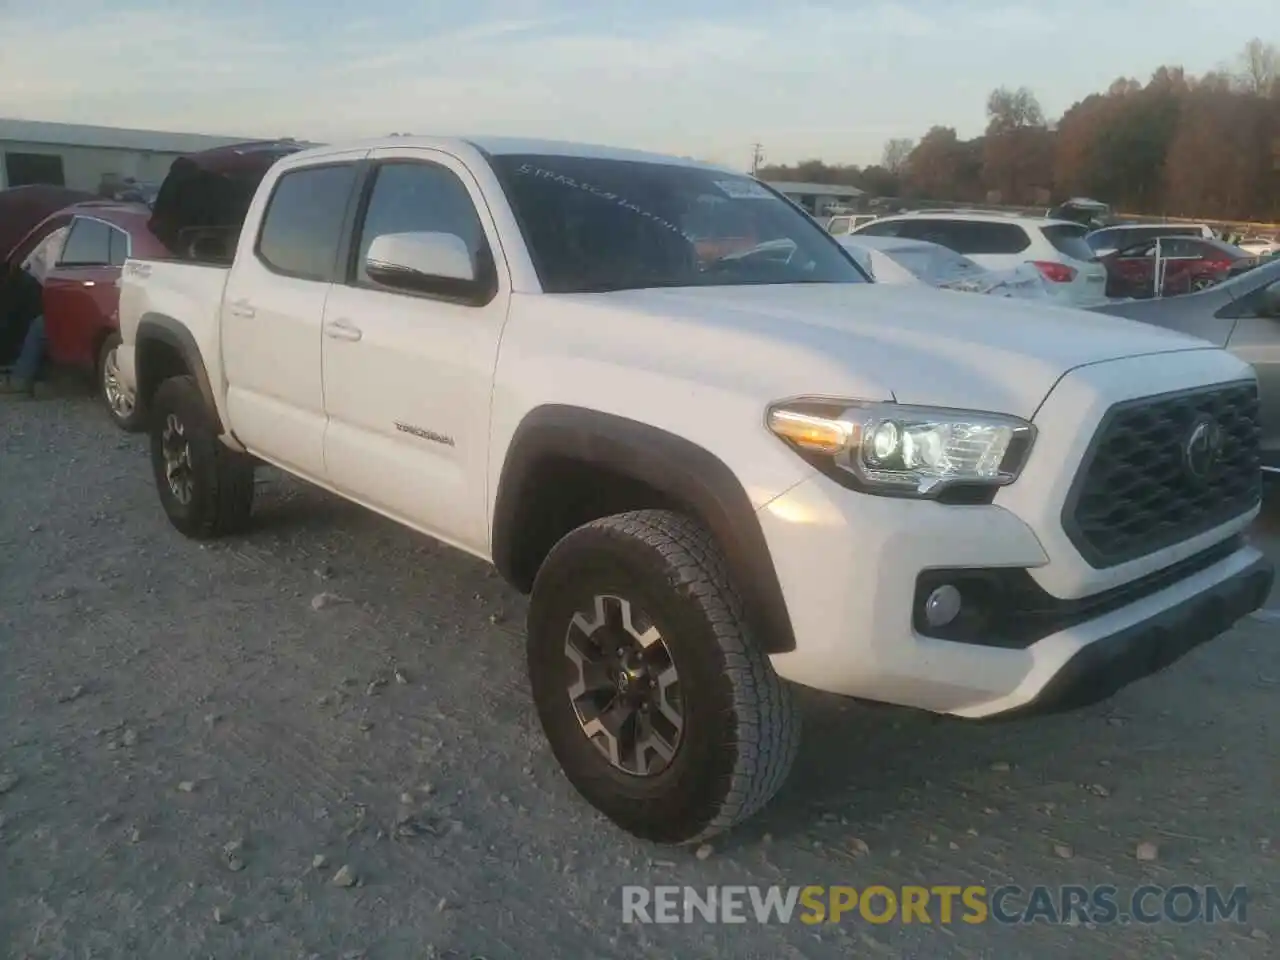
left=1062, top=380, right=1261, bottom=568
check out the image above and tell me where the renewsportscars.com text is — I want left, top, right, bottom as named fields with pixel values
left=621, top=884, right=1248, bottom=926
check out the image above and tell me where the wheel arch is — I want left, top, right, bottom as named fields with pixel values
left=135, top=314, right=221, bottom=431
left=491, top=404, right=797, bottom=654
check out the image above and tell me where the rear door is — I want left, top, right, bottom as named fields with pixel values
left=220, top=153, right=366, bottom=480
left=42, top=216, right=125, bottom=367
left=1109, top=241, right=1157, bottom=297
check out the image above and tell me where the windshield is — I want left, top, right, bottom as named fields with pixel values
left=488, top=154, right=869, bottom=293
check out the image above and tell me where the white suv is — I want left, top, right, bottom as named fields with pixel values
left=852, top=211, right=1109, bottom=307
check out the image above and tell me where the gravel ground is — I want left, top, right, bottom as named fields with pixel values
left=1, top=384, right=1278, bottom=960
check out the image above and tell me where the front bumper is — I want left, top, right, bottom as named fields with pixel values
left=757, top=472, right=1273, bottom=718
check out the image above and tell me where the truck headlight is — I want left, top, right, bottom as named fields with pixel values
left=766, top=397, right=1036, bottom=498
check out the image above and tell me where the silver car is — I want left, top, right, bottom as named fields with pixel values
left=1090, top=259, right=1280, bottom=473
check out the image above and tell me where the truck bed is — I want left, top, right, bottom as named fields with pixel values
left=118, top=258, right=232, bottom=416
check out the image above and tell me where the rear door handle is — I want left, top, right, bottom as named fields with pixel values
left=228, top=300, right=256, bottom=319
left=324, top=319, right=363, bottom=342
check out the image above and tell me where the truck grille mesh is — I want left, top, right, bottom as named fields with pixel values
left=1062, top=381, right=1261, bottom=568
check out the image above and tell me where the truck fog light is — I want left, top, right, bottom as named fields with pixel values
left=924, top=584, right=962, bottom=627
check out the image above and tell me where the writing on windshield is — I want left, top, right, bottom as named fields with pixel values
left=491, top=154, right=869, bottom=294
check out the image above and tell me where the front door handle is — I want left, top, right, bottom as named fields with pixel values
left=228, top=300, right=256, bottom=319
left=324, top=319, right=363, bottom=342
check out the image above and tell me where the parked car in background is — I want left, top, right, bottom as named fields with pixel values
left=1090, top=258, right=1280, bottom=472
left=1085, top=222, right=1214, bottom=258
left=838, top=235, right=1048, bottom=299
left=850, top=211, right=1108, bottom=307
left=1100, top=236, right=1254, bottom=299
left=1238, top=236, right=1280, bottom=258
left=34, top=201, right=168, bottom=429
left=0, top=185, right=96, bottom=367
left=1046, top=197, right=1112, bottom=230
left=825, top=214, right=878, bottom=236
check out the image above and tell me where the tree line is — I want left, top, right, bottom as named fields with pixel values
left=757, top=39, right=1280, bottom=223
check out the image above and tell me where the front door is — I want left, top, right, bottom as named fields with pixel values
left=320, top=147, right=511, bottom=555
left=219, top=154, right=364, bottom=481
left=1225, top=275, right=1280, bottom=468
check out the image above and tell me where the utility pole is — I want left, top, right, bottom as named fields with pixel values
left=750, top=143, right=765, bottom=177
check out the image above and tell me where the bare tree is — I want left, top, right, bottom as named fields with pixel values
left=881, top=138, right=915, bottom=175
left=985, top=86, right=1045, bottom=134
left=1235, top=38, right=1279, bottom=96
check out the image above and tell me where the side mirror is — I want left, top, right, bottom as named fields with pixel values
left=364, top=231, right=479, bottom=296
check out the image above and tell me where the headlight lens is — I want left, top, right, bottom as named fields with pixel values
left=766, top=398, right=1035, bottom=497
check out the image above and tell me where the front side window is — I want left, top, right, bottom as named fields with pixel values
left=354, top=161, right=491, bottom=289
left=256, top=164, right=358, bottom=282
left=488, top=155, right=868, bottom=293
left=59, top=218, right=112, bottom=266
left=827, top=217, right=851, bottom=235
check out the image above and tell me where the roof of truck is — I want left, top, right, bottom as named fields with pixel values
left=287, top=135, right=735, bottom=171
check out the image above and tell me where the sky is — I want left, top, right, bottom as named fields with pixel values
left=0, top=0, right=1272, bottom=170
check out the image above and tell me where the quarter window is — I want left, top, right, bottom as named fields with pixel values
left=256, top=164, right=358, bottom=282
left=59, top=218, right=113, bottom=266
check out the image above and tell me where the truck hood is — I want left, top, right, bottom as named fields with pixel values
left=576, top=283, right=1215, bottom=420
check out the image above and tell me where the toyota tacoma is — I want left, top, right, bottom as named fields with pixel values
left=113, top=136, right=1273, bottom=844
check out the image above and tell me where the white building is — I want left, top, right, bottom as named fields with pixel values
left=765, top=181, right=864, bottom=217
left=0, top=118, right=258, bottom=193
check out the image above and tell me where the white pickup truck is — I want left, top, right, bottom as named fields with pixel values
left=116, top=136, right=1273, bottom=844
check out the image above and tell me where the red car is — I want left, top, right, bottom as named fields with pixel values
left=1101, top=236, right=1255, bottom=299
left=32, top=202, right=167, bottom=429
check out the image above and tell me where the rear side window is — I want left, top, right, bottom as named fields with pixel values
left=939, top=221, right=1030, bottom=255
left=1159, top=237, right=1203, bottom=258
left=59, top=218, right=112, bottom=266
left=827, top=217, right=851, bottom=235
left=257, top=164, right=358, bottom=282
left=852, top=219, right=909, bottom=238
left=108, top=227, right=129, bottom=266
left=1041, top=224, right=1096, bottom=262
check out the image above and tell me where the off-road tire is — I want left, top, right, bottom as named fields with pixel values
left=527, top=508, right=800, bottom=844
left=97, top=332, right=146, bottom=432
left=149, top=375, right=254, bottom=539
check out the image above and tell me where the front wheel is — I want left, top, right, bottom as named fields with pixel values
left=97, top=332, right=145, bottom=432
left=527, top=509, right=800, bottom=844
left=148, top=374, right=255, bottom=539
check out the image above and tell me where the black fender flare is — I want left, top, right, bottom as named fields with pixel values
left=492, top=404, right=797, bottom=654
left=135, top=314, right=222, bottom=431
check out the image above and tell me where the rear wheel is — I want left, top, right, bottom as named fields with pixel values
left=97, top=332, right=145, bottom=432
left=149, top=375, right=255, bottom=539
left=527, top=509, right=800, bottom=844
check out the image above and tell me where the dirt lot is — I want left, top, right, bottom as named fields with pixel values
left=1, top=385, right=1277, bottom=960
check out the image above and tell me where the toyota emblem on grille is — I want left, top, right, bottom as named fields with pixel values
left=1184, top=417, right=1224, bottom=481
